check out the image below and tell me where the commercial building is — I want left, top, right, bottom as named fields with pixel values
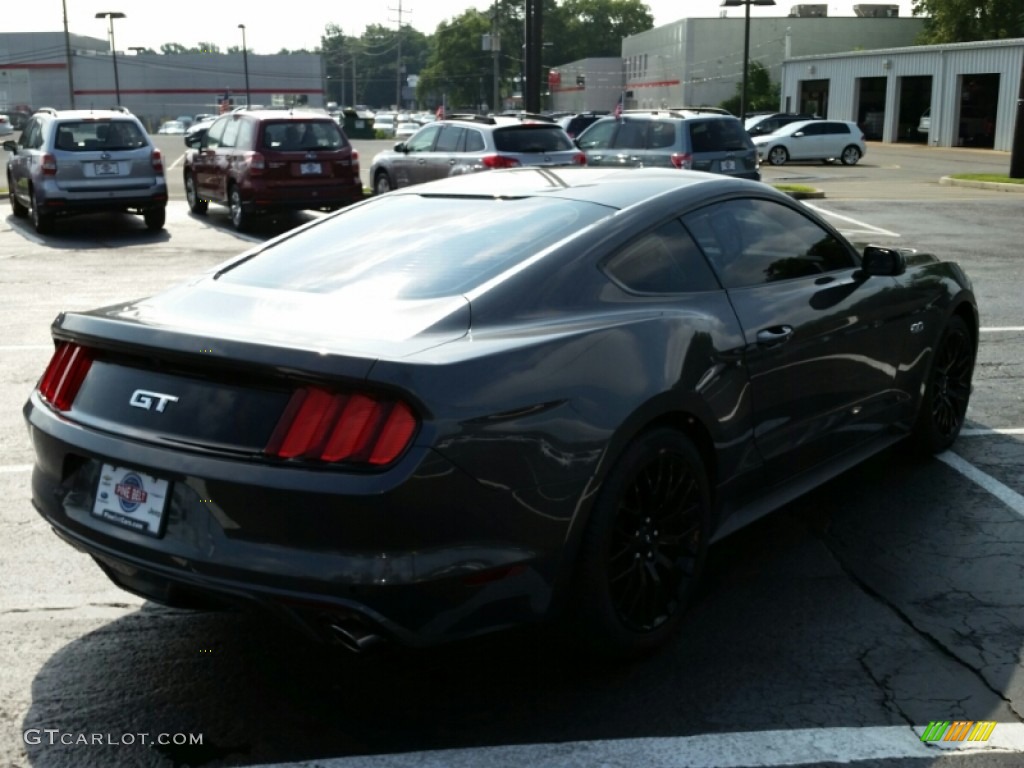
left=0, top=32, right=323, bottom=130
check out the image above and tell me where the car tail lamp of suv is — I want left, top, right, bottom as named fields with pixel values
left=670, top=152, right=693, bottom=170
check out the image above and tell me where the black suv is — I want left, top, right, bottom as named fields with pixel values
left=575, top=110, right=760, bottom=180
left=744, top=112, right=817, bottom=137
left=557, top=111, right=610, bottom=139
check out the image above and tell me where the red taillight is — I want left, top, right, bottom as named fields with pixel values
left=41, top=153, right=58, bottom=176
left=572, top=152, right=587, bottom=166
left=481, top=155, right=521, bottom=170
left=265, top=386, right=418, bottom=466
left=151, top=148, right=163, bottom=174
left=670, top=152, right=693, bottom=169
left=243, top=151, right=266, bottom=173
left=38, top=342, right=94, bottom=411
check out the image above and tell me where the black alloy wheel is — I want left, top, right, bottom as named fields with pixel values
left=228, top=185, right=248, bottom=231
left=30, top=188, right=52, bottom=235
left=570, top=428, right=710, bottom=656
left=374, top=171, right=393, bottom=195
left=912, top=315, right=974, bottom=453
left=184, top=172, right=207, bottom=214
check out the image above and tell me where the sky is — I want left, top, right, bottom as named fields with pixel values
left=27, top=1, right=919, bottom=54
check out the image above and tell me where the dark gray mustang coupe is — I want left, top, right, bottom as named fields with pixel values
left=24, top=168, right=978, bottom=655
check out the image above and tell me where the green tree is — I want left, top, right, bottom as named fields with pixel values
left=159, top=42, right=188, bottom=55
left=718, top=61, right=780, bottom=115
left=553, top=0, right=653, bottom=60
left=191, top=42, right=221, bottom=54
left=321, top=23, right=429, bottom=109
left=912, top=0, right=1024, bottom=43
left=417, top=11, right=493, bottom=109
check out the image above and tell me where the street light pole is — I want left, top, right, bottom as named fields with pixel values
left=95, top=12, right=126, bottom=107
left=721, top=0, right=775, bottom=122
left=238, top=24, right=251, bottom=108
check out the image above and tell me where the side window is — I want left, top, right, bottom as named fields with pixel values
left=799, top=123, right=824, bottom=136
left=220, top=118, right=242, bottom=148
left=824, top=122, right=850, bottom=135
left=611, top=120, right=647, bottom=150
left=683, top=198, right=855, bottom=289
left=236, top=119, right=255, bottom=149
left=464, top=129, right=485, bottom=152
left=602, top=220, right=720, bottom=295
left=648, top=121, right=676, bottom=149
left=405, top=124, right=440, bottom=152
left=576, top=120, right=616, bottom=150
left=21, top=120, right=43, bottom=149
left=205, top=117, right=228, bottom=149
left=435, top=125, right=463, bottom=152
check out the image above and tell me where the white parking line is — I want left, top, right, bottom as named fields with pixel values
left=961, top=427, right=1024, bottom=436
left=981, top=326, right=1024, bottom=332
left=803, top=203, right=901, bottom=237
left=938, top=450, right=1024, bottom=519
left=0, top=345, right=52, bottom=351
left=254, top=724, right=1024, bottom=768
left=0, top=465, right=33, bottom=473
left=167, top=152, right=186, bottom=171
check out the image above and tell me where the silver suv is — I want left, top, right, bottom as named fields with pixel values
left=369, top=115, right=585, bottom=194
left=4, top=108, right=167, bottom=234
left=575, top=110, right=760, bottom=181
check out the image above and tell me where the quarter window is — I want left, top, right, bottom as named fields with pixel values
left=204, top=117, right=228, bottom=149
left=602, top=220, right=719, bottom=294
left=683, top=198, right=855, bottom=288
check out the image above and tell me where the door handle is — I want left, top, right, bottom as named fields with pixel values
left=756, top=325, right=794, bottom=346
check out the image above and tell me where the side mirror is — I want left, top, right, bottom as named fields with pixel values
left=394, top=141, right=406, bottom=152
left=793, top=131, right=805, bottom=138
left=2, top=140, right=17, bottom=153
left=861, top=245, right=906, bottom=276
left=183, top=131, right=206, bottom=148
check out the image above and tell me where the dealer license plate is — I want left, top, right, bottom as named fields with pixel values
left=94, top=161, right=120, bottom=176
left=92, top=464, right=170, bottom=537
left=300, top=162, right=322, bottom=175
left=720, top=159, right=736, bottom=172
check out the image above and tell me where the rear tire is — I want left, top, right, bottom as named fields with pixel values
left=228, top=184, right=248, bottom=231
left=143, top=206, right=166, bottom=231
left=184, top=172, right=207, bottom=214
left=911, top=315, right=974, bottom=454
left=8, top=175, right=27, bottom=217
left=568, top=428, right=711, bottom=657
left=29, top=188, right=52, bottom=235
left=767, top=146, right=789, bottom=166
left=840, top=145, right=862, bottom=165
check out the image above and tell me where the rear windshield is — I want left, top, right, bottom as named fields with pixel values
left=217, top=195, right=609, bottom=299
left=54, top=120, right=147, bottom=151
left=688, top=119, right=752, bottom=153
left=262, top=121, right=349, bottom=151
left=493, top=126, right=574, bottom=153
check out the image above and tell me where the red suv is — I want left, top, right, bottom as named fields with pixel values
left=183, top=109, right=362, bottom=230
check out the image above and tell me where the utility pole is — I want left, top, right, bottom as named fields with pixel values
left=1011, top=60, right=1024, bottom=178
left=524, top=0, right=543, bottom=112
left=62, top=0, right=75, bottom=108
left=390, top=1, right=409, bottom=111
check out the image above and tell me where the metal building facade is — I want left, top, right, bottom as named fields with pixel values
left=780, top=39, right=1024, bottom=150
left=617, top=17, right=925, bottom=111
left=1, top=33, right=323, bottom=131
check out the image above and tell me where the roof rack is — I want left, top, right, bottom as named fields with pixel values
left=446, top=114, right=497, bottom=124
left=34, top=107, right=59, bottom=116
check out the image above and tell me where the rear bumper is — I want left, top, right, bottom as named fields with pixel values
left=39, top=181, right=168, bottom=214
left=242, top=181, right=363, bottom=212
left=25, top=396, right=563, bottom=646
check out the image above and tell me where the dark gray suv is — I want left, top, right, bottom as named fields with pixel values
left=575, top=110, right=760, bottom=181
left=4, top=108, right=167, bottom=234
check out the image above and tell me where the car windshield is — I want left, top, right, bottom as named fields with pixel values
left=262, top=121, right=348, bottom=151
left=217, top=195, right=609, bottom=299
left=54, top=120, right=146, bottom=151
left=493, top=126, right=574, bottom=153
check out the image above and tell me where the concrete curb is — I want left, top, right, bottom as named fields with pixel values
left=940, top=176, right=1024, bottom=192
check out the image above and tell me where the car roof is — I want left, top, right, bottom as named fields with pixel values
left=388, top=166, right=776, bottom=210
left=616, top=110, right=738, bottom=121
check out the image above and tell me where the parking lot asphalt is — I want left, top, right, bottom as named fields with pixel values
left=3, top=143, right=1024, bottom=768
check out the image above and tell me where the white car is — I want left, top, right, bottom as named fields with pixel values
left=394, top=121, right=420, bottom=141
left=157, top=120, right=186, bottom=135
left=0, top=114, right=13, bottom=136
left=752, top=119, right=865, bottom=166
